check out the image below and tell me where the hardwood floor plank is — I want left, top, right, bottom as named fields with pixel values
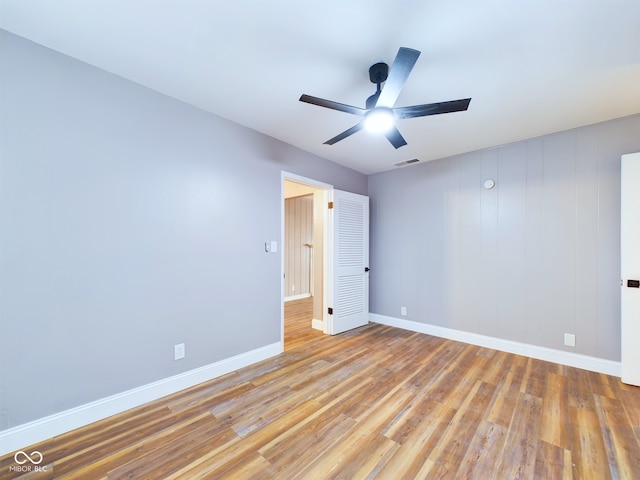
left=168, top=380, right=257, bottom=416
left=566, top=367, right=596, bottom=411
left=476, top=349, right=508, bottom=384
left=105, top=418, right=237, bottom=479
left=293, top=388, right=413, bottom=479
left=314, top=363, right=392, bottom=410
left=539, top=372, right=570, bottom=449
left=208, top=452, right=276, bottom=480
left=569, top=407, right=611, bottom=480
left=162, top=400, right=322, bottom=479
left=533, top=440, right=568, bottom=479
left=451, top=419, right=508, bottom=480
left=57, top=412, right=218, bottom=479
left=260, top=412, right=356, bottom=477
left=342, top=436, right=400, bottom=480
left=589, top=371, right=621, bottom=399
left=521, top=357, right=548, bottom=398
left=376, top=397, right=457, bottom=478
left=0, top=403, right=171, bottom=477
left=259, top=368, right=390, bottom=457
left=486, top=354, right=527, bottom=428
left=593, top=394, right=640, bottom=479
left=494, top=392, right=542, bottom=479
left=426, top=380, right=496, bottom=474
left=381, top=388, right=450, bottom=445
left=3, top=297, right=640, bottom=479
left=618, top=382, right=640, bottom=446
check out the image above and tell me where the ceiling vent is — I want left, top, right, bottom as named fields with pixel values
left=393, top=158, right=420, bottom=167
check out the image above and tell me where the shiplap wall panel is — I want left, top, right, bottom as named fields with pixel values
left=575, top=125, right=600, bottom=356
left=542, top=132, right=577, bottom=350
left=457, top=154, right=483, bottom=335
left=497, top=142, right=528, bottom=343
left=479, top=149, right=499, bottom=337
left=524, top=138, right=545, bottom=348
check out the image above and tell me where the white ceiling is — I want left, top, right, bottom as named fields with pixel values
left=1, top=1, right=639, bottom=174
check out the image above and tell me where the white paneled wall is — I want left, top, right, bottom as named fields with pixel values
left=285, top=195, right=314, bottom=300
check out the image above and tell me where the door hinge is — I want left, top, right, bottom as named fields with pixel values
left=328, top=201, right=334, bottom=209
left=328, top=307, right=333, bottom=315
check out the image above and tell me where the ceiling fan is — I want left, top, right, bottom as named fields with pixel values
left=299, top=47, right=471, bottom=149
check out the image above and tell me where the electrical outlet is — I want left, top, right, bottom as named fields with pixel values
left=564, top=333, right=575, bottom=347
left=401, top=306, right=407, bottom=316
left=174, top=343, right=185, bottom=360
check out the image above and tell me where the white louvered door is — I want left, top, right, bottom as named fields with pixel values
left=327, top=190, right=369, bottom=334
left=622, top=152, right=640, bottom=386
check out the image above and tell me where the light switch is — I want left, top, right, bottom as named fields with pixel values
left=174, top=343, right=185, bottom=360
left=265, top=241, right=278, bottom=253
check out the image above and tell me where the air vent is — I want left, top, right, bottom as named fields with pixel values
left=393, top=158, right=420, bottom=167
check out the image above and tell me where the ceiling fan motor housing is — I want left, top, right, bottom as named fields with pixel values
left=369, top=62, right=389, bottom=85
left=366, top=62, right=389, bottom=108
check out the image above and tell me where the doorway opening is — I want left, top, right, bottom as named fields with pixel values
left=282, top=173, right=332, bottom=350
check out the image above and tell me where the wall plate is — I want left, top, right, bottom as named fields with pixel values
left=483, top=179, right=495, bottom=189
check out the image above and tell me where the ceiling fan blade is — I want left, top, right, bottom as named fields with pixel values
left=300, top=94, right=367, bottom=116
left=393, top=98, right=471, bottom=119
left=375, top=47, right=421, bottom=108
left=384, top=126, right=407, bottom=149
left=324, top=122, right=365, bottom=145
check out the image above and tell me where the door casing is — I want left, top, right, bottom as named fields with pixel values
left=281, top=172, right=333, bottom=344
left=281, top=172, right=371, bottom=342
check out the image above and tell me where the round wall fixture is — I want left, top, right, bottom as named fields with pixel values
left=483, top=179, right=495, bottom=189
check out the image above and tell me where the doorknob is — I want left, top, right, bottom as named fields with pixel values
left=364, top=267, right=370, bottom=272
left=628, top=279, right=640, bottom=288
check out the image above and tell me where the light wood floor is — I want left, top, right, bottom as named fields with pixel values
left=2, top=297, right=640, bottom=479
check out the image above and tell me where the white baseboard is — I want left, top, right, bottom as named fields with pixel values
left=0, top=342, right=282, bottom=456
left=370, top=314, right=621, bottom=377
left=284, top=293, right=312, bottom=302
left=312, top=318, right=324, bottom=331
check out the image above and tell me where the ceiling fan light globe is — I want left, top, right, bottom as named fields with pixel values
left=364, top=108, right=394, bottom=133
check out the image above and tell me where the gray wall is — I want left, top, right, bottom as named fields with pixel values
left=369, top=114, right=640, bottom=362
left=0, top=30, right=367, bottom=430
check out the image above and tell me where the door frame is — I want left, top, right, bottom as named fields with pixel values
left=281, top=172, right=334, bottom=346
